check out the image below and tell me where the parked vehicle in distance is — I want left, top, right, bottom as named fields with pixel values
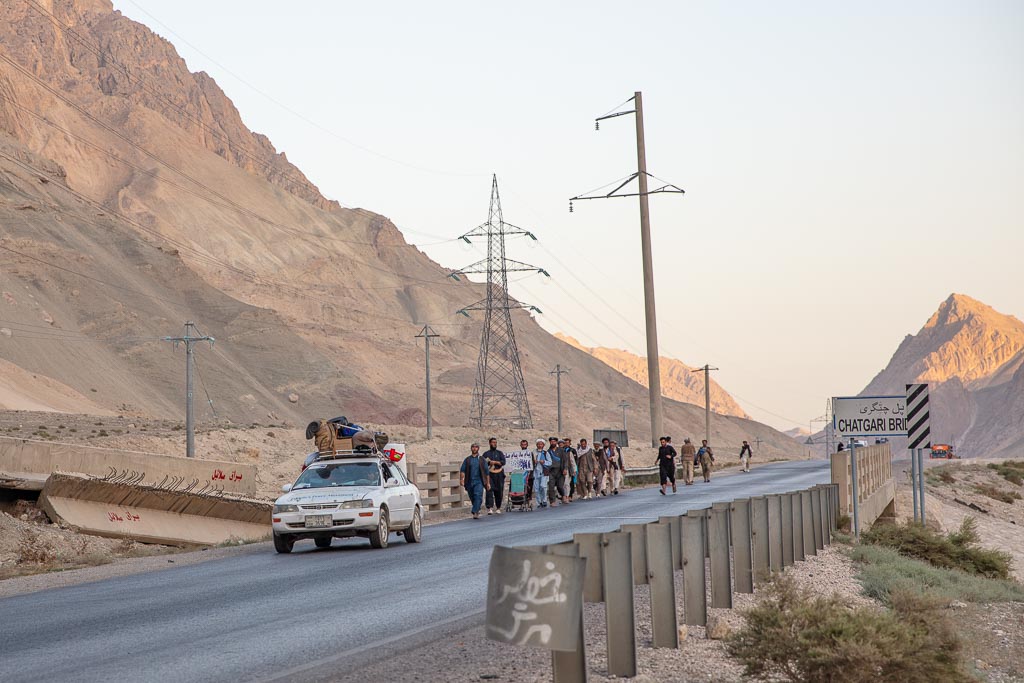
left=272, top=452, right=423, bottom=553
left=930, top=443, right=957, bottom=459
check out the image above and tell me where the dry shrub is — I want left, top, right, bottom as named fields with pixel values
left=727, top=574, right=970, bottom=683
left=987, top=461, right=1024, bottom=486
left=16, top=529, right=55, bottom=565
left=861, top=518, right=1012, bottom=579
left=972, top=483, right=1022, bottom=504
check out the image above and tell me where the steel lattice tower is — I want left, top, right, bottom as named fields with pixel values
left=452, top=175, right=547, bottom=429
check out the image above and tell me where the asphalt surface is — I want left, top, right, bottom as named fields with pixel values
left=0, top=460, right=830, bottom=683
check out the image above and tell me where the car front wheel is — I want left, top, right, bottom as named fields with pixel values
left=403, top=506, right=422, bottom=544
left=369, top=507, right=389, bottom=549
left=273, top=533, right=295, bottom=554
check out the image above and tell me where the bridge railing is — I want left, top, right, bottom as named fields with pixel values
left=830, top=443, right=896, bottom=532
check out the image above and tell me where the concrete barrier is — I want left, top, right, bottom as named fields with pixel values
left=0, top=439, right=256, bottom=496
left=39, top=473, right=270, bottom=546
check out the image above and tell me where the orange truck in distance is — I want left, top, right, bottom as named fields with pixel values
left=930, top=444, right=957, bottom=459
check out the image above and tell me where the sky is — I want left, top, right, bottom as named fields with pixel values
left=111, top=0, right=1024, bottom=431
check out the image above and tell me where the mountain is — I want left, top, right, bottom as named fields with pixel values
left=861, top=294, right=1024, bottom=458
left=0, top=0, right=802, bottom=455
left=555, top=334, right=749, bottom=418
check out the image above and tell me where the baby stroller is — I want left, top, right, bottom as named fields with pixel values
left=505, top=470, right=534, bottom=512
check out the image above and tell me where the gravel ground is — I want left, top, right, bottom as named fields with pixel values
left=331, top=545, right=863, bottom=683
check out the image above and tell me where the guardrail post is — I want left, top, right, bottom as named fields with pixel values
left=817, top=485, right=831, bottom=547
left=601, top=531, right=636, bottom=677
left=659, top=515, right=682, bottom=570
left=780, top=492, right=794, bottom=567
left=810, top=487, right=824, bottom=551
left=547, top=543, right=588, bottom=683
left=681, top=510, right=707, bottom=626
left=767, top=494, right=783, bottom=572
left=750, top=495, right=769, bottom=582
left=573, top=532, right=604, bottom=603
left=646, top=522, right=678, bottom=648
left=620, top=523, right=649, bottom=586
left=709, top=505, right=732, bottom=608
left=801, top=490, right=816, bottom=556
left=829, top=484, right=839, bottom=533
left=729, top=498, right=753, bottom=593
left=791, top=492, right=805, bottom=562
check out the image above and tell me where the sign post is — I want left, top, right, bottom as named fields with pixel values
left=832, top=395, right=907, bottom=538
left=906, top=383, right=931, bottom=526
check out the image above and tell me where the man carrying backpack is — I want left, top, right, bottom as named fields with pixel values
left=698, top=439, right=715, bottom=482
left=533, top=438, right=551, bottom=509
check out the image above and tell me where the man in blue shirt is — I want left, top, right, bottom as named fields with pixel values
left=459, top=443, right=490, bottom=519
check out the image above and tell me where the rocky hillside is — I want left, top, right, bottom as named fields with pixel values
left=0, top=0, right=802, bottom=455
left=861, top=294, right=1024, bottom=458
left=555, top=334, right=748, bottom=418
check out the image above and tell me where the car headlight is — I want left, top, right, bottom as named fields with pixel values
left=340, top=499, right=374, bottom=509
left=273, top=504, right=299, bottom=513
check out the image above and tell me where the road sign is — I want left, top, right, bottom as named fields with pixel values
left=486, top=545, right=585, bottom=652
left=832, top=396, right=908, bottom=439
left=905, top=383, right=931, bottom=449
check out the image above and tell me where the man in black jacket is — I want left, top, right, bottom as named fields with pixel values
left=483, top=437, right=506, bottom=515
left=657, top=436, right=677, bottom=494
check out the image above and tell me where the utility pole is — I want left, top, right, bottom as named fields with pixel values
left=163, top=321, right=214, bottom=458
left=754, top=437, right=763, bottom=452
left=550, top=364, right=569, bottom=434
left=691, top=364, right=718, bottom=445
left=618, top=400, right=631, bottom=432
left=415, top=325, right=440, bottom=440
left=570, top=92, right=685, bottom=447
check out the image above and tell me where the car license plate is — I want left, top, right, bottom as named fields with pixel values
left=304, top=514, right=332, bottom=529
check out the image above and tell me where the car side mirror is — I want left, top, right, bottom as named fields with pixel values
left=384, top=478, right=399, bottom=488
left=281, top=484, right=292, bottom=492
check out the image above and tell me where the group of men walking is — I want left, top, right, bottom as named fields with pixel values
left=459, top=435, right=759, bottom=519
left=654, top=436, right=718, bottom=493
left=458, top=436, right=627, bottom=519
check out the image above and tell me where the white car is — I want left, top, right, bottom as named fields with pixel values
left=272, top=454, right=423, bottom=553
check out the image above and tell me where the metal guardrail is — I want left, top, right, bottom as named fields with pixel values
left=486, top=483, right=842, bottom=682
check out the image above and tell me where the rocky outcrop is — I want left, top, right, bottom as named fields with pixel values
left=555, top=334, right=749, bottom=418
left=860, top=294, right=1024, bottom=458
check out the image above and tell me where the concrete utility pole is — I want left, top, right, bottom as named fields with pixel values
left=415, top=325, right=440, bottom=440
left=618, top=400, right=631, bottom=432
left=550, top=364, right=569, bottom=434
left=571, top=92, right=684, bottom=447
left=632, top=92, right=664, bottom=448
left=163, top=321, right=214, bottom=458
left=691, top=364, right=718, bottom=445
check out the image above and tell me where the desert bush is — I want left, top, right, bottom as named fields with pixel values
left=861, top=518, right=1012, bottom=579
left=987, top=461, right=1024, bottom=486
left=972, top=483, right=1022, bottom=504
left=726, top=574, right=970, bottom=683
left=836, top=513, right=851, bottom=532
left=852, top=545, right=1024, bottom=604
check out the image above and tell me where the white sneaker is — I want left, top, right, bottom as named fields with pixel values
left=495, top=508, right=502, bottom=515
left=487, top=509, right=493, bottom=515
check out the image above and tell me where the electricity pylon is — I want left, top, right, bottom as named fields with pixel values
left=452, top=174, right=548, bottom=429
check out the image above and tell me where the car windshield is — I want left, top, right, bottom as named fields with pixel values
left=292, top=462, right=380, bottom=489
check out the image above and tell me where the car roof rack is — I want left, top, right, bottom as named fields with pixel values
left=311, top=448, right=383, bottom=463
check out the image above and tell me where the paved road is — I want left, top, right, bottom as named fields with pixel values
left=0, top=460, right=829, bottom=683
